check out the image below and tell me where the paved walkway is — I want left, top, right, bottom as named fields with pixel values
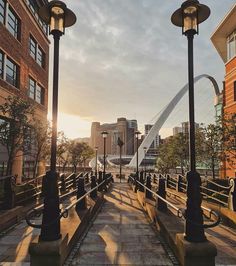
left=69, top=182, right=175, bottom=265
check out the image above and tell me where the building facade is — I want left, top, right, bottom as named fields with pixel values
left=173, top=122, right=199, bottom=136
left=211, top=4, right=236, bottom=178
left=90, top=118, right=138, bottom=155
left=144, top=124, right=159, bottom=155
left=0, top=0, right=49, bottom=178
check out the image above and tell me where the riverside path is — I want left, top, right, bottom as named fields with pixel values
left=66, top=181, right=177, bottom=266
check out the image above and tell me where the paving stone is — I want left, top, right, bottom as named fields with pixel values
left=69, top=183, right=173, bottom=265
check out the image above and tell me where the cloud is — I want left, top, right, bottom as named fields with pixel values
left=47, top=0, right=235, bottom=137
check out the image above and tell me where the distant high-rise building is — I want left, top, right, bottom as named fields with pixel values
left=144, top=124, right=159, bottom=155
left=90, top=118, right=137, bottom=155
left=173, top=127, right=182, bottom=136
left=172, top=122, right=199, bottom=136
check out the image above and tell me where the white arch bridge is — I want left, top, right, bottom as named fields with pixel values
left=90, top=74, right=220, bottom=169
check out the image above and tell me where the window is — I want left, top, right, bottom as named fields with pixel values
left=29, top=77, right=36, bottom=100
left=6, top=57, right=18, bottom=87
left=7, top=7, right=20, bottom=40
left=234, top=81, right=236, bottom=102
left=26, top=0, right=48, bottom=35
left=36, top=84, right=44, bottom=104
left=37, top=46, right=44, bottom=67
left=0, top=51, right=3, bottom=78
left=0, top=0, right=5, bottom=24
left=29, top=35, right=36, bottom=59
left=227, top=32, right=236, bottom=61
left=28, top=77, right=44, bottom=105
left=29, top=35, right=45, bottom=68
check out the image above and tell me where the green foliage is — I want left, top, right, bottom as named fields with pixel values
left=0, top=96, right=34, bottom=175
left=68, top=141, right=94, bottom=172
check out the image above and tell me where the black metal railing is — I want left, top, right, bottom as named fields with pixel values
left=128, top=174, right=220, bottom=229
left=0, top=171, right=93, bottom=210
left=26, top=173, right=113, bottom=229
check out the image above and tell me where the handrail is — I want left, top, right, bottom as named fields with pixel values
left=200, top=186, right=229, bottom=198
left=130, top=175, right=220, bottom=228
left=166, top=189, right=221, bottom=228
left=130, top=176, right=182, bottom=216
left=207, top=179, right=231, bottom=190
left=26, top=175, right=112, bottom=229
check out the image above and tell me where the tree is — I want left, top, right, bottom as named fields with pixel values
left=81, top=143, right=94, bottom=171
left=30, top=120, right=51, bottom=177
left=0, top=96, right=34, bottom=175
left=68, top=141, right=94, bottom=172
left=156, top=137, right=178, bottom=174
left=57, top=132, right=70, bottom=173
left=172, top=132, right=189, bottom=175
left=198, top=124, right=222, bottom=179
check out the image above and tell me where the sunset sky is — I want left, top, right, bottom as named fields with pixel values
left=47, top=0, right=235, bottom=139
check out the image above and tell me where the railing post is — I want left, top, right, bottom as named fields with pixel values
left=76, top=177, right=87, bottom=211
left=60, top=173, right=66, bottom=194
left=177, top=175, right=182, bottom=192
left=90, top=175, right=97, bottom=199
left=134, top=173, right=139, bottom=193
left=73, top=173, right=77, bottom=189
left=139, top=171, right=144, bottom=192
left=153, top=174, right=157, bottom=184
left=166, top=174, right=170, bottom=188
left=98, top=171, right=103, bottom=192
left=3, top=176, right=15, bottom=209
left=228, top=178, right=236, bottom=211
left=145, top=175, right=152, bottom=199
left=157, top=178, right=167, bottom=212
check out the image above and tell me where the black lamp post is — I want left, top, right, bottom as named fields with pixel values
left=101, top=131, right=108, bottom=180
left=135, top=130, right=141, bottom=176
left=171, top=0, right=210, bottom=242
left=143, top=147, right=147, bottom=178
left=117, top=137, right=124, bottom=183
left=38, top=1, right=76, bottom=241
left=95, top=147, right=98, bottom=178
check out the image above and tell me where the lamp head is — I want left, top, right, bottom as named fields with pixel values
left=39, top=0, right=77, bottom=35
left=135, top=130, right=141, bottom=139
left=101, top=131, right=108, bottom=139
left=171, top=0, right=210, bottom=35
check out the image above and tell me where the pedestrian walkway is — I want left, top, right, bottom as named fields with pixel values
left=68, top=182, right=175, bottom=265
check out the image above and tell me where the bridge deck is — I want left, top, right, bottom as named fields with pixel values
left=67, top=182, right=175, bottom=265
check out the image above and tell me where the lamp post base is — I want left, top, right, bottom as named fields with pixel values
left=40, top=171, right=61, bottom=241
left=185, top=171, right=206, bottom=243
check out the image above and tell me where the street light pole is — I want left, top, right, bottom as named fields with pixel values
left=38, top=0, right=76, bottom=241
left=101, top=131, right=108, bottom=180
left=143, top=147, right=147, bottom=178
left=135, top=131, right=141, bottom=176
left=95, top=147, right=98, bottom=178
left=117, top=137, right=124, bottom=183
left=171, top=0, right=210, bottom=243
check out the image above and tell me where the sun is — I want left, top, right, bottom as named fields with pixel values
left=49, top=112, right=91, bottom=139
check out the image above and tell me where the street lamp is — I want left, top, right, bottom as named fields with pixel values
left=171, top=0, right=210, bottom=242
left=135, top=130, right=141, bottom=176
left=101, top=131, right=108, bottom=180
left=95, top=147, right=98, bottom=178
left=143, top=147, right=147, bottom=178
left=38, top=1, right=76, bottom=241
left=117, top=137, right=124, bottom=183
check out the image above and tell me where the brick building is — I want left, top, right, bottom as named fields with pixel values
left=211, top=3, right=236, bottom=178
left=90, top=118, right=138, bottom=156
left=0, top=0, right=49, bottom=178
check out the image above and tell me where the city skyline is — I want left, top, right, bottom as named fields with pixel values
left=46, top=0, right=236, bottom=139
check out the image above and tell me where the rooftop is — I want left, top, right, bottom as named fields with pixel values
left=211, top=3, right=236, bottom=63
